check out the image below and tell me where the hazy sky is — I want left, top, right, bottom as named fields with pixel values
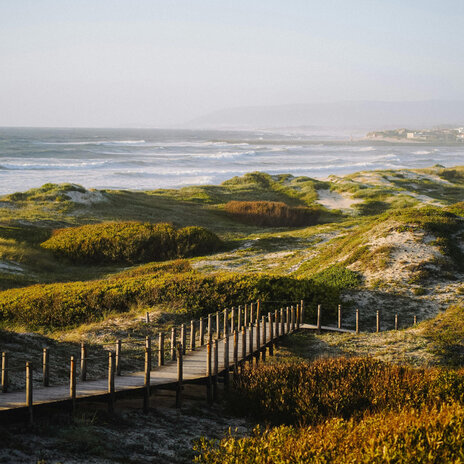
left=1, top=0, right=463, bottom=127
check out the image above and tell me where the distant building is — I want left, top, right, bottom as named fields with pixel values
left=407, top=132, right=415, bottom=139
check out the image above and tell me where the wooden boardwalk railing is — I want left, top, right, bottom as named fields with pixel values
left=0, top=300, right=419, bottom=424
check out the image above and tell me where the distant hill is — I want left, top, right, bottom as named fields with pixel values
left=186, top=100, right=464, bottom=130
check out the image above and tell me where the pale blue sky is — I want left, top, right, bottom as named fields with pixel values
left=1, top=1, right=463, bottom=127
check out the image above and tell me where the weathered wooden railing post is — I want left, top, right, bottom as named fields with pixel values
left=80, top=342, right=87, bottom=381
left=144, top=345, right=151, bottom=413
left=170, top=327, right=177, bottom=361
left=291, top=306, right=295, bottom=332
left=395, top=314, right=398, bottom=331
left=26, top=361, right=33, bottom=426
left=116, top=340, right=122, bottom=376
left=280, top=308, right=284, bottom=336
left=338, top=304, right=342, bottom=329
left=42, top=348, right=49, bottom=387
left=296, top=304, right=300, bottom=330
left=355, top=309, right=359, bottom=334
left=215, top=312, right=220, bottom=339
left=190, top=320, right=196, bottom=351
left=257, top=300, right=261, bottom=323
left=414, top=315, right=417, bottom=325
left=238, top=305, right=242, bottom=331
left=244, top=304, right=249, bottom=327
left=248, top=324, right=254, bottom=366
left=145, top=311, right=150, bottom=324
left=317, top=305, right=321, bottom=333
left=158, top=333, right=165, bottom=366
left=199, top=317, right=204, bottom=346
left=108, top=351, right=115, bottom=414
left=181, top=324, right=186, bottom=354
left=268, top=312, right=274, bottom=356
left=286, top=307, right=291, bottom=334
left=206, top=341, right=212, bottom=405
left=261, top=316, right=266, bottom=362
left=241, top=327, right=246, bottom=367
left=255, top=317, right=260, bottom=364
left=233, top=330, right=238, bottom=377
left=223, top=335, right=230, bottom=390
left=2, top=352, right=8, bottom=393
left=274, top=309, right=279, bottom=340
left=207, top=314, right=212, bottom=344
left=212, top=339, right=218, bottom=402
left=376, top=310, right=381, bottom=333
left=301, top=300, right=305, bottom=324
left=176, top=343, right=183, bottom=408
left=231, top=307, right=236, bottom=334
left=70, top=356, right=76, bottom=416
left=223, top=308, right=229, bottom=337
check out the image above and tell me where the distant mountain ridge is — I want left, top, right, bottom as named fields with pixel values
left=186, top=100, right=464, bottom=130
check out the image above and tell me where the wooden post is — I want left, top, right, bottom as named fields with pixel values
left=280, top=308, right=284, bottom=336
left=206, top=342, right=212, bottom=405
left=223, top=335, right=230, bottom=390
left=224, top=308, right=229, bottom=337
left=190, top=320, right=196, bottom=351
left=170, top=327, right=177, bottom=361
left=231, top=307, right=236, bottom=334
left=317, top=305, right=321, bottom=333
left=338, top=304, right=342, bottom=329
left=144, top=346, right=150, bottom=413
left=145, top=311, right=150, bottom=324
left=42, top=348, right=49, bottom=387
left=238, top=305, right=242, bottom=331
left=356, top=309, right=359, bottom=334
left=257, top=300, right=261, bottom=322
left=116, top=340, right=122, bottom=376
left=146, top=335, right=151, bottom=351
left=291, top=306, right=295, bottom=332
left=300, top=300, right=305, bottom=324
left=268, top=312, right=274, bottom=356
left=70, top=356, right=76, bottom=415
left=296, top=304, right=300, bottom=330
left=212, top=339, right=218, bottom=402
left=286, top=307, right=291, bottom=334
left=376, top=310, right=381, bottom=333
left=207, top=314, right=212, bottom=344
left=199, top=317, right=205, bottom=346
left=158, top=333, right=165, bottom=366
left=181, top=324, right=186, bottom=354
left=274, top=309, right=279, bottom=339
left=244, top=304, right=249, bottom=327
left=255, top=317, right=260, bottom=363
left=80, top=343, right=87, bottom=381
left=248, top=324, right=254, bottom=366
left=108, top=351, right=115, bottom=414
left=414, top=315, right=417, bottom=325
left=1, top=352, right=8, bottom=393
left=233, top=330, right=238, bottom=375
left=176, top=344, right=183, bottom=408
left=395, top=314, right=398, bottom=331
left=26, top=361, right=33, bottom=426
left=215, top=312, right=220, bottom=339
left=241, top=327, right=246, bottom=363
left=261, top=316, right=266, bottom=362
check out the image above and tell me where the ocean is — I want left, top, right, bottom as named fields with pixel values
left=1, top=127, right=464, bottom=196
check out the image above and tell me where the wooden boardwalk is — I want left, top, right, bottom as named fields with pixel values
left=0, top=301, right=368, bottom=418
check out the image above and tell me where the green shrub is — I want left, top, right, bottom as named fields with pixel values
left=225, top=201, right=320, bottom=227
left=194, top=403, right=464, bottom=464
left=41, top=222, right=222, bottom=264
left=0, top=271, right=338, bottom=329
left=311, top=265, right=361, bottom=290
left=229, top=357, right=464, bottom=425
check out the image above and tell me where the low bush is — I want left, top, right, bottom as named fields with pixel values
left=225, top=201, right=320, bottom=227
left=194, top=402, right=464, bottom=464
left=0, top=270, right=339, bottom=329
left=230, top=357, right=464, bottom=425
left=41, top=222, right=222, bottom=264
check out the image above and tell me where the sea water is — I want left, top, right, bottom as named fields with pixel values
left=1, top=127, right=464, bottom=195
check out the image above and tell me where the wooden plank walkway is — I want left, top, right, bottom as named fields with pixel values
left=301, top=323, right=356, bottom=334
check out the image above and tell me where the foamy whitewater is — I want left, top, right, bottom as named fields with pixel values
left=1, top=127, right=464, bottom=195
